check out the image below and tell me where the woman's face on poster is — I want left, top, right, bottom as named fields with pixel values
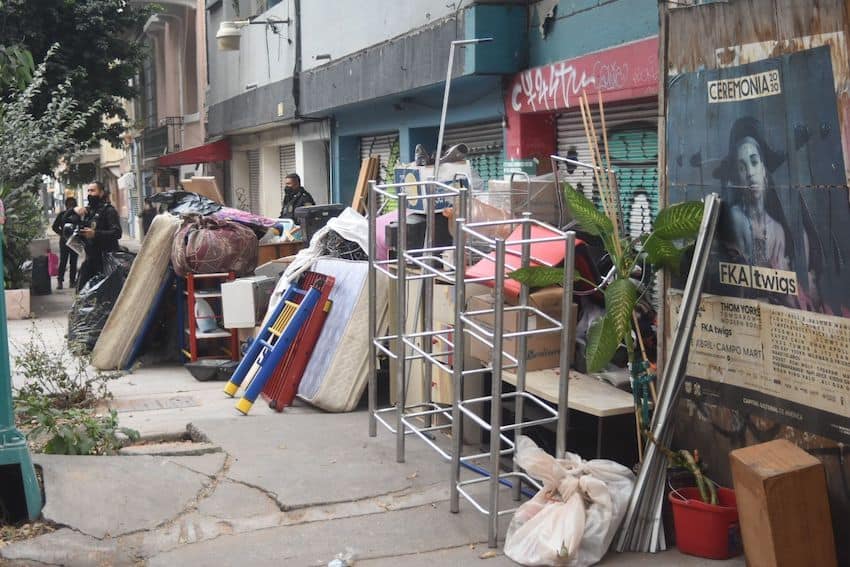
left=735, top=136, right=767, bottom=198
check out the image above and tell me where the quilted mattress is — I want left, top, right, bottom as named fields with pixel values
left=297, top=258, right=388, bottom=412
left=91, top=214, right=182, bottom=370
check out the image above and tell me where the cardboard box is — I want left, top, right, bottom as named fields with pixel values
left=729, top=439, right=837, bottom=567
left=5, top=288, right=30, bottom=320
left=433, top=281, right=492, bottom=326
left=467, top=293, right=576, bottom=371
left=181, top=176, right=224, bottom=204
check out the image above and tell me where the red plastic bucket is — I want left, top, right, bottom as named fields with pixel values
left=669, top=486, right=742, bottom=559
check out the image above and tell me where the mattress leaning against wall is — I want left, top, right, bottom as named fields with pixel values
left=91, top=214, right=182, bottom=370
left=297, top=258, right=389, bottom=412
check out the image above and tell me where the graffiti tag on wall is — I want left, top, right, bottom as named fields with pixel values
left=509, top=36, right=659, bottom=113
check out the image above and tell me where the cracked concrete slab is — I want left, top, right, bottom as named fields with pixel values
left=198, top=480, right=282, bottom=519
left=165, top=452, right=228, bottom=477
left=191, top=412, right=450, bottom=509
left=0, top=528, right=137, bottom=567
left=357, top=544, right=516, bottom=566
left=119, top=440, right=221, bottom=457
left=147, top=502, right=501, bottom=567
left=34, top=454, right=209, bottom=538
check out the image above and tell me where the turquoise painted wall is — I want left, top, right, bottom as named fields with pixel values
left=331, top=75, right=506, bottom=203
left=528, top=0, right=658, bottom=66
left=464, top=4, right=529, bottom=74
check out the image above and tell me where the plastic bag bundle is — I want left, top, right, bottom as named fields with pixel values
left=504, top=436, right=635, bottom=567
left=171, top=214, right=258, bottom=278
left=67, top=251, right=136, bottom=351
left=150, top=190, right=223, bottom=216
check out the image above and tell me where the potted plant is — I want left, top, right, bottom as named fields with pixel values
left=639, top=431, right=741, bottom=560
left=509, top=182, right=704, bottom=389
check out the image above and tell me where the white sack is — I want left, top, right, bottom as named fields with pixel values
left=504, top=436, right=635, bottom=566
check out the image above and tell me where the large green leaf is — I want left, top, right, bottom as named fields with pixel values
left=652, top=201, right=704, bottom=240
left=508, top=266, right=565, bottom=288
left=563, top=183, right=613, bottom=237
left=604, top=278, right=638, bottom=342
left=644, top=235, right=683, bottom=273
left=585, top=314, right=620, bottom=372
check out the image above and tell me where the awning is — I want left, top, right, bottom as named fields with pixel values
left=157, top=139, right=231, bottom=167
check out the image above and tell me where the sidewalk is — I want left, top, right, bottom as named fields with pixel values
left=2, top=290, right=746, bottom=566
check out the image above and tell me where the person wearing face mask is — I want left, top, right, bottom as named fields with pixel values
left=76, top=181, right=122, bottom=290
left=279, top=173, right=315, bottom=220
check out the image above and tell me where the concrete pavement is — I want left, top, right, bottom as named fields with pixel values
left=1, top=274, right=747, bottom=566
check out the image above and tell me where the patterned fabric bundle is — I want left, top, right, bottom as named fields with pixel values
left=172, top=214, right=258, bottom=277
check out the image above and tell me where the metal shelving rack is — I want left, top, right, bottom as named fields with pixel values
left=450, top=216, right=575, bottom=548
left=367, top=178, right=577, bottom=548
left=367, top=179, right=467, bottom=461
left=180, top=272, right=239, bottom=362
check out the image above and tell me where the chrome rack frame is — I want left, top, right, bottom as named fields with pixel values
left=367, top=179, right=469, bottom=462
left=450, top=215, right=576, bottom=548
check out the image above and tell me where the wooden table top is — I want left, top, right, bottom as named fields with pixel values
left=501, top=368, right=634, bottom=417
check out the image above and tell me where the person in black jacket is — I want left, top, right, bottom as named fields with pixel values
left=141, top=197, right=157, bottom=237
left=50, top=197, right=80, bottom=290
left=279, top=173, right=315, bottom=220
left=76, top=181, right=122, bottom=290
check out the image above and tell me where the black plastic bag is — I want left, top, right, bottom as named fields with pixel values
left=30, top=256, right=51, bottom=296
left=322, top=230, right=367, bottom=261
left=68, top=251, right=136, bottom=351
left=150, top=191, right=222, bottom=216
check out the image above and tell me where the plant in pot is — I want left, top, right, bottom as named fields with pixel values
left=509, top=182, right=704, bottom=425
left=511, top=182, right=741, bottom=560
left=643, top=430, right=741, bottom=559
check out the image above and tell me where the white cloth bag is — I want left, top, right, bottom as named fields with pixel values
left=504, top=436, right=635, bottom=566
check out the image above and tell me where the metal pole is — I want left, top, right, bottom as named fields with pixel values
left=368, top=181, right=378, bottom=437
left=512, top=214, right=532, bottom=501
left=423, top=186, right=435, bottom=428
left=0, top=230, right=43, bottom=520
left=434, top=38, right=493, bottom=181
left=488, top=238, right=506, bottom=548
left=557, top=232, right=576, bottom=459
left=395, top=192, right=408, bottom=463
left=450, top=214, right=467, bottom=514
left=616, top=193, right=720, bottom=551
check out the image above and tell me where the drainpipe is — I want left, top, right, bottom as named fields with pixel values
left=292, top=0, right=301, bottom=118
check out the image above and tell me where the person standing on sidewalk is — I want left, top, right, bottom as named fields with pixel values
left=279, top=173, right=315, bottom=220
left=50, top=196, right=80, bottom=290
left=76, top=182, right=122, bottom=290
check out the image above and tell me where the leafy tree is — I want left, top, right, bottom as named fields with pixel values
left=0, top=44, right=34, bottom=91
left=0, top=0, right=154, bottom=153
left=0, top=46, right=98, bottom=288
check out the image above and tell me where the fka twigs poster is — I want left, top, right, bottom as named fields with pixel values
left=667, top=45, right=850, bottom=441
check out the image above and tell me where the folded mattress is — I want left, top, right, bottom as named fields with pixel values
left=91, top=214, right=182, bottom=370
left=297, top=258, right=388, bottom=412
